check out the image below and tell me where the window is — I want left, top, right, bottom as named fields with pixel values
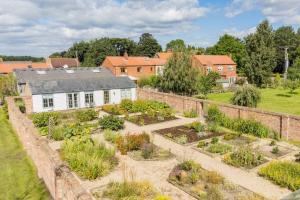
left=42, top=95, right=53, bottom=108
left=207, top=67, right=212, bottom=73
left=121, top=89, right=131, bottom=100
left=104, top=90, right=110, bottom=104
left=228, top=66, right=234, bottom=71
left=150, top=67, right=153, bottom=71
left=137, top=67, right=142, bottom=72
left=67, top=93, right=79, bottom=108
left=120, top=67, right=126, bottom=74
left=85, top=92, right=94, bottom=107
left=218, top=66, right=223, bottom=71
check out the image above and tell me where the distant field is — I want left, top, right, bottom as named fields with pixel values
left=207, top=88, right=300, bottom=116
left=0, top=108, right=49, bottom=199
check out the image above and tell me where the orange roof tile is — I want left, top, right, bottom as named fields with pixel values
left=156, top=52, right=173, bottom=60
left=0, top=61, right=50, bottom=74
left=104, top=56, right=166, bottom=67
left=193, top=55, right=236, bottom=65
left=48, top=58, right=79, bottom=68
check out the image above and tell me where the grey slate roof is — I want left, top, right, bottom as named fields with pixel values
left=29, top=77, right=136, bottom=95
left=14, top=67, right=114, bottom=84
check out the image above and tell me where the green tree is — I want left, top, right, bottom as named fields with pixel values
left=245, top=20, right=277, bottom=87
left=196, top=72, right=220, bottom=97
left=49, top=51, right=66, bottom=58
left=158, top=51, right=199, bottom=95
left=166, top=39, right=186, bottom=51
left=283, top=79, right=300, bottom=94
left=0, top=74, right=17, bottom=101
left=136, top=33, right=162, bottom=57
left=274, top=26, right=298, bottom=73
left=206, top=34, right=248, bottom=74
left=65, top=41, right=90, bottom=63
left=288, top=57, right=300, bottom=80
left=231, top=85, right=261, bottom=108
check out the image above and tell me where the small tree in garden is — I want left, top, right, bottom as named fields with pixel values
left=158, top=50, right=199, bottom=96
left=196, top=72, right=220, bottom=97
left=231, top=85, right=261, bottom=108
left=283, top=79, right=300, bottom=94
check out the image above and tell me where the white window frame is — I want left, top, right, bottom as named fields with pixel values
left=121, top=89, right=132, bottom=100
left=218, top=66, right=223, bottom=71
left=67, top=93, right=79, bottom=109
left=104, top=90, right=110, bottom=104
left=207, top=66, right=212, bottom=73
left=42, top=94, right=54, bottom=109
left=228, top=66, right=234, bottom=71
left=85, top=92, right=94, bottom=107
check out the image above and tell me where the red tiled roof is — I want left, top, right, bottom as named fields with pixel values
left=104, top=56, right=166, bottom=67
left=49, top=58, right=79, bottom=68
left=156, top=52, right=173, bottom=60
left=31, top=62, right=49, bottom=68
left=0, top=61, right=50, bottom=74
left=193, top=55, right=236, bottom=65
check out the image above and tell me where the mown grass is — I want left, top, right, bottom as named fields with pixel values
left=207, top=88, right=300, bottom=116
left=0, top=108, right=49, bottom=199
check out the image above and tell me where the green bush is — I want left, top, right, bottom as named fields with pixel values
left=102, top=104, right=123, bottom=115
left=211, top=137, right=219, bottom=144
left=186, top=121, right=205, bottom=132
left=224, top=147, right=265, bottom=168
left=175, top=135, right=188, bottom=144
left=137, top=75, right=160, bottom=88
left=207, top=143, right=232, bottom=155
left=15, top=98, right=26, bottom=113
left=115, top=133, right=150, bottom=155
left=50, top=123, right=94, bottom=141
left=119, top=99, right=133, bottom=112
left=231, top=85, right=261, bottom=108
left=99, top=115, right=124, bottom=131
left=61, top=137, right=117, bottom=180
left=103, top=129, right=121, bottom=143
left=207, top=106, right=272, bottom=138
left=75, top=109, right=97, bottom=122
left=259, top=161, right=300, bottom=191
left=31, top=112, right=59, bottom=127
left=183, top=109, right=198, bottom=118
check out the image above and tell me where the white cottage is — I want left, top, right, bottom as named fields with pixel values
left=15, top=67, right=136, bottom=113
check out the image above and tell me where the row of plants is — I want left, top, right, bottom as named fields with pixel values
left=60, top=136, right=118, bottom=180
left=207, top=106, right=275, bottom=138
left=99, top=115, right=124, bottom=131
left=197, top=138, right=233, bottom=156
left=102, top=99, right=171, bottom=115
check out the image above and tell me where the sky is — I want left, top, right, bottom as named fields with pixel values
left=0, top=0, right=300, bottom=57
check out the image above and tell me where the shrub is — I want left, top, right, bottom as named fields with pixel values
left=224, top=147, right=265, bottom=168
left=223, top=133, right=238, bottom=140
left=186, top=121, right=205, bottom=132
left=102, top=181, right=157, bottom=200
left=75, top=109, right=97, bottom=122
left=119, top=99, right=133, bottom=112
left=231, top=85, right=261, bottom=108
left=61, top=137, right=117, bottom=180
left=207, top=143, right=232, bottom=155
left=211, top=137, right=219, bottom=144
left=141, top=143, right=155, bottom=159
left=179, top=160, right=198, bottom=171
left=271, top=146, right=279, bottom=154
left=183, top=110, right=198, bottom=118
left=31, top=112, right=59, bottom=127
left=99, top=115, right=124, bottom=130
left=137, top=75, right=159, bottom=88
left=270, top=140, right=276, bottom=146
left=103, top=129, right=121, bottom=144
left=102, top=105, right=123, bottom=115
left=283, top=79, right=300, bottom=94
left=197, top=141, right=208, bottom=148
left=259, top=161, right=300, bottom=191
left=204, top=171, right=224, bottom=184
left=206, top=185, right=223, bottom=200
left=207, top=106, right=223, bottom=123
left=50, top=123, right=94, bottom=140
left=175, top=135, right=188, bottom=144
left=115, top=133, right=150, bottom=155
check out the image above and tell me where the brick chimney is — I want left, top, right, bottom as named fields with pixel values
left=124, top=51, right=128, bottom=60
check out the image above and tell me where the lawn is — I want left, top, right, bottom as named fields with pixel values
left=207, top=88, right=300, bottom=116
left=0, top=108, right=49, bottom=199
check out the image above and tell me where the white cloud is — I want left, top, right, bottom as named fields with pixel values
left=223, top=27, right=256, bottom=38
left=0, top=0, right=209, bottom=56
left=225, top=0, right=300, bottom=25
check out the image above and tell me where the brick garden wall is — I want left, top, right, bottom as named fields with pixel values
left=137, top=88, right=300, bottom=141
left=6, top=97, right=92, bottom=200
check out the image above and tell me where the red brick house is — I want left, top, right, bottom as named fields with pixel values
left=102, top=53, right=166, bottom=81
left=192, top=55, right=237, bottom=86
left=46, top=57, right=79, bottom=68
left=0, top=61, right=50, bottom=74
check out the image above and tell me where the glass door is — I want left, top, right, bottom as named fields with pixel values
left=104, top=90, right=110, bottom=104
left=67, top=93, right=79, bottom=108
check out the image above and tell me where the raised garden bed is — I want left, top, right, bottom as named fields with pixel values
left=255, top=143, right=294, bottom=159
left=155, top=125, right=224, bottom=145
left=126, top=114, right=177, bottom=126
left=168, top=160, right=265, bottom=200
left=221, top=133, right=257, bottom=146
left=195, top=139, right=233, bottom=157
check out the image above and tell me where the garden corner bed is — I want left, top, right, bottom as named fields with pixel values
left=155, top=123, right=224, bottom=145
left=126, top=114, right=178, bottom=126
left=168, top=160, right=265, bottom=200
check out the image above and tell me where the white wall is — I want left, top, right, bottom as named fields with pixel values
left=32, top=88, right=137, bottom=113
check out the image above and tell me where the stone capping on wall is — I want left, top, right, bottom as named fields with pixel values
left=6, top=96, right=93, bottom=200
left=137, top=88, right=300, bottom=141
